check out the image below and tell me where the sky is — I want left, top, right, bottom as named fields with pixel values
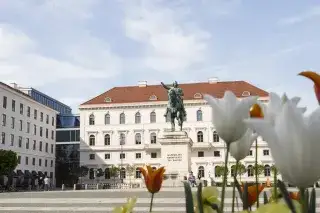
left=0, top=0, right=319, bottom=114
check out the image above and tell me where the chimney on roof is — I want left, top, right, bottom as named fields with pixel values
left=208, top=77, right=219, bottom=84
left=138, top=81, right=147, bottom=87
left=10, top=83, right=18, bottom=89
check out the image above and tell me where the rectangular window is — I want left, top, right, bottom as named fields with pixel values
left=249, top=150, right=253, bottom=156
left=18, top=136, right=22, bottom=147
left=26, top=138, right=29, bottom=149
left=34, top=124, right=36, bottom=135
left=34, top=109, right=37, bottom=120
left=89, top=154, right=95, bottom=160
left=10, top=134, right=14, bottom=146
left=45, top=159, right=47, bottom=167
left=12, top=100, right=15, bottom=112
left=40, top=127, right=43, bottom=137
left=151, top=152, right=157, bottom=158
left=19, top=120, right=23, bottom=131
left=27, top=107, right=30, bottom=117
left=2, top=96, right=7, bottom=108
left=263, top=149, right=270, bottom=156
left=135, top=153, right=141, bottom=159
left=105, top=153, right=110, bottom=159
left=39, top=159, right=42, bottom=166
left=51, top=130, right=54, bottom=140
left=45, top=143, right=48, bottom=152
left=198, top=151, right=204, bottom=157
left=39, top=141, right=42, bottom=151
left=18, top=156, right=21, bottom=164
left=25, top=157, right=28, bottom=165
left=51, top=160, right=53, bottom=167
left=213, top=151, right=220, bottom=157
left=46, top=128, right=48, bottom=138
left=40, top=112, right=43, bottom=122
left=1, top=132, right=5, bottom=144
left=27, top=122, right=30, bottom=133
left=51, top=144, right=54, bottom=154
left=20, top=103, right=23, bottom=115
left=2, top=114, right=6, bottom=126
left=52, top=117, right=55, bottom=126
left=32, top=158, right=35, bottom=166
left=11, top=117, right=15, bottom=129
left=33, top=140, right=36, bottom=150
left=120, top=153, right=125, bottom=159
left=46, top=115, right=49, bottom=124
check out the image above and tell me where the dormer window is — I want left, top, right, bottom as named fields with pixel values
left=105, top=97, right=112, bottom=103
left=194, top=93, right=202, bottom=99
left=242, top=91, right=250, bottom=96
left=149, top=95, right=157, bottom=101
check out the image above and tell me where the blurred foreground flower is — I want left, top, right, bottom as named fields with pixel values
left=240, top=201, right=301, bottom=213
left=203, top=91, right=258, bottom=144
left=193, top=186, right=220, bottom=213
left=245, top=101, right=320, bottom=188
left=230, top=129, right=258, bottom=161
left=241, top=184, right=265, bottom=207
left=138, top=165, right=165, bottom=194
left=113, top=197, right=137, bottom=213
left=299, top=71, right=320, bottom=104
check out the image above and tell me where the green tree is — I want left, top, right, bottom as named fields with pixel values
left=215, top=165, right=229, bottom=177
left=253, top=164, right=265, bottom=176
left=110, top=165, right=120, bottom=185
left=0, top=149, right=18, bottom=176
left=126, top=165, right=135, bottom=186
left=237, top=162, right=246, bottom=182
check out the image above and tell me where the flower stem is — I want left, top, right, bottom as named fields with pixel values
left=149, top=193, right=154, bottom=212
left=273, top=168, right=278, bottom=202
left=220, top=144, right=230, bottom=213
left=299, top=187, right=306, bottom=213
left=231, top=160, right=239, bottom=212
left=255, top=139, right=259, bottom=208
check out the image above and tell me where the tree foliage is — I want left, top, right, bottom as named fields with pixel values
left=215, top=165, right=229, bottom=177
left=79, top=166, right=89, bottom=177
left=253, top=164, right=265, bottom=176
left=0, top=149, right=18, bottom=176
left=96, top=168, right=104, bottom=177
left=237, top=162, right=247, bottom=176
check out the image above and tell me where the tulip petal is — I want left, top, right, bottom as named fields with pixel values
left=230, top=129, right=257, bottom=161
left=290, top=97, right=301, bottom=106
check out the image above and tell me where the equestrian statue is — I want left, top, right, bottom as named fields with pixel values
left=161, top=81, right=187, bottom=131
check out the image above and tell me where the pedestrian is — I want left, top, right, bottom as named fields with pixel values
left=44, top=176, right=49, bottom=191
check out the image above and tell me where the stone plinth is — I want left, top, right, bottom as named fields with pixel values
left=158, top=131, right=193, bottom=182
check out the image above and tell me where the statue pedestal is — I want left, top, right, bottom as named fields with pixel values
left=159, top=131, right=193, bottom=186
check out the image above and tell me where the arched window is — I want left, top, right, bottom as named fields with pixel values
left=135, top=168, right=141, bottom=178
left=89, top=114, right=95, bottom=125
left=89, top=135, right=95, bottom=146
left=152, top=167, right=157, bottom=171
left=264, top=164, right=271, bottom=177
left=198, top=166, right=205, bottom=178
left=247, top=165, right=254, bottom=177
left=231, top=165, right=236, bottom=177
left=150, top=112, right=156, bottom=123
left=120, top=133, right=126, bottom=145
left=120, top=168, right=126, bottom=179
left=105, top=168, right=110, bottom=179
left=197, top=131, right=203, bottom=142
left=215, top=166, right=221, bottom=177
left=196, top=110, right=202, bottom=121
left=104, top=134, right=110, bottom=146
left=213, top=131, right=219, bottom=142
left=135, top=133, right=141, bottom=145
left=135, top=112, right=141, bottom=124
left=150, top=133, right=157, bottom=144
left=120, top=113, right=125, bottom=124
left=105, top=114, right=110, bottom=125
left=89, top=168, right=95, bottom=179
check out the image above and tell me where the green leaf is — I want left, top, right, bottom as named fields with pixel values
left=308, top=188, right=316, bottom=213
left=197, top=182, right=204, bottom=213
left=183, top=181, right=194, bottom=213
left=277, top=180, right=297, bottom=213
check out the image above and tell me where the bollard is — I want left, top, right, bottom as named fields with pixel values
left=85, top=184, right=88, bottom=190
left=96, top=184, right=99, bottom=190
left=28, top=185, right=32, bottom=191
left=62, top=184, right=65, bottom=191
left=73, top=184, right=76, bottom=190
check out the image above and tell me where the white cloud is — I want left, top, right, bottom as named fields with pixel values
left=123, top=0, right=211, bottom=73
left=278, top=6, right=320, bottom=25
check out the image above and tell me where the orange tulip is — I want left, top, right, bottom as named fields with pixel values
left=299, top=71, right=320, bottom=104
left=289, top=191, right=300, bottom=201
left=241, top=184, right=265, bottom=207
left=138, top=165, right=165, bottom=194
left=250, top=104, right=264, bottom=118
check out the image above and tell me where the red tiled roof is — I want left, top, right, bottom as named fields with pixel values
left=80, top=81, right=269, bottom=105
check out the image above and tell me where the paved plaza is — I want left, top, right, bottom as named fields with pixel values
left=0, top=188, right=319, bottom=213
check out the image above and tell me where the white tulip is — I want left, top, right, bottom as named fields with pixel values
left=244, top=101, right=320, bottom=188
left=203, top=91, right=258, bottom=144
left=261, top=93, right=306, bottom=125
left=230, top=129, right=258, bottom=161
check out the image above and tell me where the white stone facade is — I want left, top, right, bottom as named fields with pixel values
left=79, top=98, right=274, bottom=184
left=0, top=83, right=57, bottom=179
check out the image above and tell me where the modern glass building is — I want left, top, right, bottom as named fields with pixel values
left=18, top=87, right=72, bottom=115
left=55, top=115, right=80, bottom=187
